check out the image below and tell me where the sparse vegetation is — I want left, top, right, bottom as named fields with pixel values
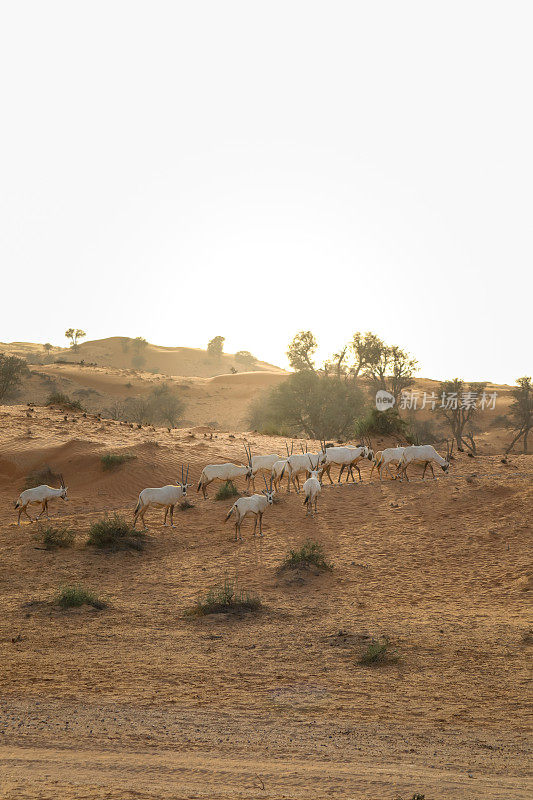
left=215, top=480, right=239, bottom=501
left=38, top=524, right=75, bottom=550
left=505, top=376, right=532, bottom=454
left=179, top=499, right=195, bottom=510
left=235, top=350, right=258, bottom=368
left=279, top=539, right=333, bottom=572
left=189, top=578, right=261, bottom=616
left=45, top=392, right=84, bottom=411
left=56, top=585, right=106, bottom=610
left=359, top=636, right=398, bottom=665
left=87, top=514, right=145, bottom=551
left=100, top=452, right=136, bottom=471
left=24, top=465, right=61, bottom=490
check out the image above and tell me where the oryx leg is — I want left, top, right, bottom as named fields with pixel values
left=324, top=465, right=334, bottom=484
left=169, top=505, right=175, bottom=527
left=253, top=514, right=258, bottom=537
left=429, top=462, right=436, bottom=480
left=23, top=504, right=34, bottom=523
left=258, top=512, right=263, bottom=536
left=338, top=465, right=345, bottom=483
left=36, top=501, right=47, bottom=520
left=354, top=464, right=362, bottom=482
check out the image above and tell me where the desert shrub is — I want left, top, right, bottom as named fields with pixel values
left=56, top=585, right=106, bottom=610
left=279, top=539, right=333, bottom=572
left=100, top=452, right=136, bottom=471
left=87, top=514, right=145, bottom=551
left=0, top=353, right=29, bottom=401
left=179, top=499, right=195, bottom=510
left=354, top=407, right=408, bottom=438
left=215, top=480, right=239, bottom=501
left=24, top=465, right=61, bottom=490
left=46, top=392, right=84, bottom=411
left=249, top=371, right=366, bottom=439
left=359, top=636, right=398, bottom=665
left=39, top=524, right=75, bottom=550
left=189, top=578, right=261, bottom=615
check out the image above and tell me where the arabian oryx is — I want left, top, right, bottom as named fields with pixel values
left=374, top=446, right=405, bottom=481
left=224, top=475, right=275, bottom=540
left=302, top=456, right=322, bottom=517
left=244, top=443, right=280, bottom=492
left=397, top=444, right=451, bottom=481
left=321, top=445, right=372, bottom=484
left=197, top=451, right=253, bottom=499
left=284, top=441, right=325, bottom=494
left=133, top=464, right=192, bottom=529
left=15, top=474, right=68, bottom=525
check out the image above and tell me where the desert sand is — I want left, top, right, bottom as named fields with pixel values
left=0, top=390, right=531, bottom=799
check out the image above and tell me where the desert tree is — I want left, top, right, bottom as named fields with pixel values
left=43, top=342, right=53, bottom=352
left=364, top=343, right=418, bottom=402
left=349, top=332, right=386, bottom=379
left=0, top=354, right=29, bottom=402
left=505, top=376, right=532, bottom=454
left=235, top=350, right=257, bottom=368
left=249, top=370, right=365, bottom=439
left=65, top=328, right=86, bottom=350
left=438, top=378, right=487, bottom=453
left=207, top=336, right=225, bottom=359
left=287, top=330, right=317, bottom=372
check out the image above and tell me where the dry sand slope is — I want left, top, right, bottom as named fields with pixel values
left=0, top=406, right=531, bottom=799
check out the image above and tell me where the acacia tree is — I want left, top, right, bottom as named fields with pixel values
left=207, top=336, right=225, bottom=359
left=438, top=378, right=487, bottom=453
left=65, top=328, right=86, bottom=351
left=363, top=343, right=418, bottom=402
left=505, top=376, right=532, bottom=454
left=0, top=354, right=29, bottom=401
left=287, top=331, right=317, bottom=372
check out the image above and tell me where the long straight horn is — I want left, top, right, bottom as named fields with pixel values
left=186, top=463, right=190, bottom=483
left=59, top=473, right=65, bottom=488
left=181, top=463, right=184, bottom=483
left=263, top=474, right=269, bottom=491
left=285, top=441, right=290, bottom=457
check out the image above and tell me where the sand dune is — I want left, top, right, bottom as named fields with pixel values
left=0, top=403, right=531, bottom=798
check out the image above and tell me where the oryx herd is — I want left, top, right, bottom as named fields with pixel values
left=14, top=440, right=452, bottom=541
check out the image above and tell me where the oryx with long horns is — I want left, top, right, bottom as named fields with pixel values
left=15, top=473, right=69, bottom=525
left=133, top=464, right=192, bottom=529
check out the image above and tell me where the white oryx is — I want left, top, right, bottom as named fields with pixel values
left=302, top=456, right=322, bottom=516
left=284, top=442, right=324, bottom=494
left=197, top=457, right=252, bottom=499
left=321, top=445, right=372, bottom=484
left=397, top=445, right=450, bottom=481
left=375, top=446, right=405, bottom=481
left=224, top=476, right=275, bottom=540
left=15, top=474, right=68, bottom=525
left=133, top=464, right=192, bottom=529
left=244, top=444, right=280, bottom=492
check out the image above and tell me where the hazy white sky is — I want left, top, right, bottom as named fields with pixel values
left=1, top=1, right=531, bottom=383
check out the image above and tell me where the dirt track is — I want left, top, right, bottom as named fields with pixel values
left=1, top=405, right=531, bottom=798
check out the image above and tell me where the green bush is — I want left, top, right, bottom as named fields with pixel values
left=249, top=371, right=366, bottom=439
left=87, top=514, right=145, bottom=551
left=100, top=452, right=136, bottom=471
left=215, top=480, right=239, bottom=501
left=56, top=585, right=106, bottom=610
left=46, top=392, right=84, bottom=411
left=189, top=578, right=261, bottom=616
left=39, top=524, right=75, bottom=550
left=279, top=539, right=333, bottom=572
left=359, top=636, right=398, bottom=665
left=354, top=407, right=407, bottom=438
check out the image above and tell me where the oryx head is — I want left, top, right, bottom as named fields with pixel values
left=261, top=475, right=275, bottom=504
left=59, top=474, right=68, bottom=500
left=177, top=463, right=191, bottom=494
left=307, top=455, right=322, bottom=482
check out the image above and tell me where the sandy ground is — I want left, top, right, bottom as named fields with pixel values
left=0, top=404, right=531, bottom=799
